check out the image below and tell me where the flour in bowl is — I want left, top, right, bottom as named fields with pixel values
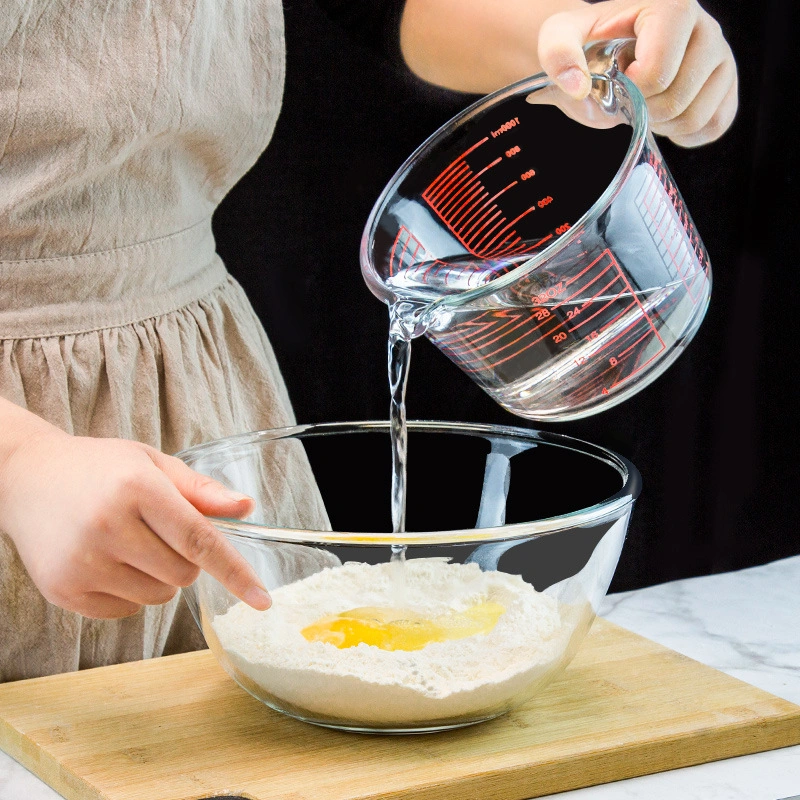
left=210, top=558, right=564, bottom=726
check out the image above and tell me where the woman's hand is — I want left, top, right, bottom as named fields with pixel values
left=400, top=0, right=738, bottom=147
left=0, top=427, right=270, bottom=619
left=538, top=0, right=738, bottom=147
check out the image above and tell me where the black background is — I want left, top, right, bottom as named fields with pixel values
left=213, top=0, right=800, bottom=592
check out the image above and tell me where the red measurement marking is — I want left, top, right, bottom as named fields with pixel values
left=447, top=183, right=487, bottom=223
left=422, top=139, right=544, bottom=259
left=528, top=233, right=553, bottom=251
left=590, top=255, right=666, bottom=388
left=460, top=181, right=519, bottom=240
left=475, top=157, right=503, bottom=179
left=451, top=191, right=490, bottom=229
left=636, top=160, right=709, bottom=305
left=389, top=227, right=411, bottom=276
left=491, top=237, right=524, bottom=257
left=459, top=201, right=499, bottom=236
left=444, top=300, right=567, bottom=365
left=425, top=162, right=469, bottom=203
left=435, top=250, right=666, bottom=387
left=567, top=287, right=622, bottom=333
left=585, top=324, right=661, bottom=392
left=389, top=227, right=437, bottom=276
left=461, top=267, right=613, bottom=359
left=436, top=305, right=532, bottom=346
left=479, top=206, right=536, bottom=252
left=464, top=210, right=503, bottom=247
left=616, top=329, right=657, bottom=361
left=469, top=215, right=507, bottom=252
left=426, top=139, right=489, bottom=198
left=435, top=171, right=477, bottom=211
left=563, top=249, right=613, bottom=288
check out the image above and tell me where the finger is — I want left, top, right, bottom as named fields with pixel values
left=524, top=83, right=623, bottom=131
left=652, top=55, right=736, bottom=139
left=538, top=10, right=597, bottom=99
left=121, top=518, right=201, bottom=588
left=668, top=78, right=739, bottom=148
left=646, top=20, right=731, bottom=125
left=97, top=562, right=180, bottom=606
left=146, top=447, right=255, bottom=519
left=619, top=2, right=697, bottom=98
left=137, top=475, right=271, bottom=610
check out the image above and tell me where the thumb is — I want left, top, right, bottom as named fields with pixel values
left=538, top=9, right=600, bottom=99
left=148, top=448, right=256, bottom=518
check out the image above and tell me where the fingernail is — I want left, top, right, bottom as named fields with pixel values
left=221, top=487, right=251, bottom=503
left=244, top=585, right=271, bottom=610
left=556, top=67, right=590, bottom=99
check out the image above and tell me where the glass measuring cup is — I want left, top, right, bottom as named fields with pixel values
left=360, top=40, right=712, bottom=421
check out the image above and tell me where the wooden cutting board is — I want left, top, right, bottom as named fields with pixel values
left=1, top=618, right=798, bottom=800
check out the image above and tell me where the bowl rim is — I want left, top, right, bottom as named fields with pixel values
left=176, top=420, right=641, bottom=546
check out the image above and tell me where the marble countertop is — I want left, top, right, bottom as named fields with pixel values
left=2, top=555, right=799, bottom=800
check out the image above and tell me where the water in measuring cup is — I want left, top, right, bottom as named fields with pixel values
left=388, top=250, right=710, bottom=421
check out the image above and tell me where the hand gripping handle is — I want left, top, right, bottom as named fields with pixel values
left=584, top=38, right=636, bottom=79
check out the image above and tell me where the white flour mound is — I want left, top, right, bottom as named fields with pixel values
left=211, top=558, right=564, bottom=726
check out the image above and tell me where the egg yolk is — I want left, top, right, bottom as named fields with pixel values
left=301, top=601, right=506, bottom=651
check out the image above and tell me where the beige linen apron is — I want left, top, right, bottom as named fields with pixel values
left=0, top=0, right=326, bottom=681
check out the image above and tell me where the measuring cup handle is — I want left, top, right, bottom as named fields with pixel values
left=584, top=38, right=636, bottom=79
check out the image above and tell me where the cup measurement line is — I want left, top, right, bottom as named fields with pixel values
left=604, top=247, right=666, bottom=347
left=639, top=169, right=696, bottom=285
left=449, top=186, right=490, bottom=226
left=426, top=162, right=471, bottom=204
left=563, top=281, right=633, bottom=333
left=436, top=171, right=481, bottom=214
left=423, top=137, right=490, bottom=196
left=574, top=322, right=667, bottom=398
left=585, top=278, right=667, bottom=390
left=458, top=299, right=636, bottom=372
left=585, top=327, right=666, bottom=396
left=462, top=182, right=520, bottom=241
left=436, top=249, right=664, bottom=390
left=421, top=138, right=548, bottom=260
left=616, top=328, right=661, bottom=362
left=591, top=306, right=653, bottom=360
left=452, top=181, right=503, bottom=227
left=648, top=152, right=709, bottom=274
left=640, top=155, right=710, bottom=304
left=444, top=292, right=637, bottom=374
left=432, top=167, right=500, bottom=231
left=436, top=264, right=624, bottom=357
left=389, top=227, right=415, bottom=278
left=436, top=251, right=636, bottom=353
left=464, top=208, right=505, bottom=248
left=389, top=227, right=488, bottom=285
left=475, top=206, right=537, bottom=254
left=644, top=197, right=703, bottom=304
left=428, top=153, right=503, bottom=213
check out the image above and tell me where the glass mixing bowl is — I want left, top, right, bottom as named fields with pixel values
left=177, top=421, right=640, bottom=734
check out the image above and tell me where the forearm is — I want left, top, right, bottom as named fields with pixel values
left=399, top=0, right=588, bottom=94
left=0, top=397, right=63, bottom=511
